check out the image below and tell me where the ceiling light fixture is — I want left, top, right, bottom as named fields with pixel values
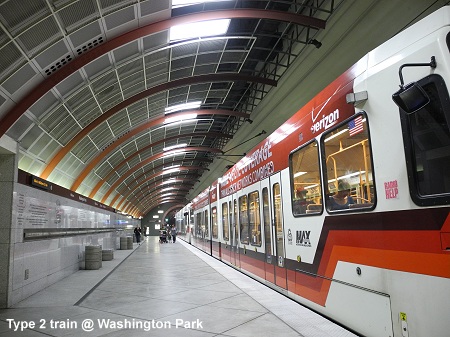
left=163, top=143, right=187, bottom=151
left=165, top=101, right=202, bottom=114
left=164, top=113, right=198, bottom=124
left=308, top=39, right=322, bottom=49
left=161, top=150, right=187, bottom=158
left=169, top=19, right=230, bottom=41
left=172, top=0, right=232, bottom=8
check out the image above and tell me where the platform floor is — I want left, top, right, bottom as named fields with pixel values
left=0, top=236, right=359, bottom=336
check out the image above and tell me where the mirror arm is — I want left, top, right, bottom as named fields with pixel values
left=398, top=56, right=437, bottom=87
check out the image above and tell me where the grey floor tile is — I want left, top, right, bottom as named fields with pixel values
left=0, top=236, right=358, bottom=337
left=223, top=312, right=303, bottom=337
left=159, top=305, right=268, bottom=335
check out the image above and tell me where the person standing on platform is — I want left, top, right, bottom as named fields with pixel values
left=134, top=226, right=141, bottom=244
left=171, top=226, right=177, bottom=243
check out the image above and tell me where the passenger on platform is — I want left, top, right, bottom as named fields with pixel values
left=166, top=226, right=172, bottom=243
left=328, top=181, right=354, bottom=210
left=134, top=226, right=141, bottom=244
left=159, top=230, right=167, bottom=243
left=171, top=226, right=177, bottom=243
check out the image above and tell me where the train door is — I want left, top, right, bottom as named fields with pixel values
left=261, top=179, right=275, bottom=283
left=270, top=173, right=287, bottom=289
left=231, top=196, right=240, bottom=267
left=220, top=196, right=232, bottom=264
left=206, top=207, right=212, bottom=255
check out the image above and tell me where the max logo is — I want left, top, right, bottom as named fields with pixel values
left=296, top=231, right=311, bottom=247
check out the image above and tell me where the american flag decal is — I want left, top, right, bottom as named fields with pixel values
left=348, top=115, right=364, bottom=136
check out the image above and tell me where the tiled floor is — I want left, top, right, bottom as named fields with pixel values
left=0, top=237, right=359, bottom=336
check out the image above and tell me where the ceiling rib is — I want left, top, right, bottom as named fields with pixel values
left=103, top=148, right=221, bottom=205
left=71, top=109, right=248, bottom=194
left=112, top=166, right=205, bottom=211
left=41, top=75, right=274, bottom=181
left=88, top=131, right=229, bottom=198
left=119, top=175, right=200, bottom=213
left=0, top=8, right=324, bottom=138
left=114, top=162, right=204, bottom=209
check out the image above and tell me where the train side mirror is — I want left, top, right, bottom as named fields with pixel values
left=392, top=56, right=436, bottom=114
left=392, top=82, right=430, bottom=114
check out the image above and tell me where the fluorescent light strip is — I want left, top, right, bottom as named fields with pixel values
left=161, top=150, right=186, bottom=158
left=170, top=19, right=230, bottom=41
left=164, top=113, right=198, bottom=124
left=328, top=171, right=366, bottom=183
left=172, top=0, right=232, bottom=8
left=293, top=171, right=307, bottom=178
left=163, top=143, right=187, bottom=151
left=165, top=101, right=202, bottom=114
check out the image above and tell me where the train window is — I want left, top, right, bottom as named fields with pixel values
left=239, top=195, right=249, bottom=244
left=211, top=207, right=218, bottom=239
left=204, top=210, right=209, bottom=237
left=322, top=113, right=376, bottom=212
left=248, top=191, right=261, bottom=246
left=400, top=74, right=450, bottom=205
left=290, top=141, right=322, bottom=215
left=229, top=201, right=232, bottom=236
left=196, top=212, right=201, bottom=236
left=233, top=199, right=238, bottom=244
left=273, top=183, right=284, bottom=259
left=263, top=188, right=272, bottom=256
left=222, top=202, right=229, bottom=241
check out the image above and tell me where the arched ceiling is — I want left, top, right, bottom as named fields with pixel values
left=0, top=0, right=443, bottom=217
left=0, top=0, right=336, bottom=217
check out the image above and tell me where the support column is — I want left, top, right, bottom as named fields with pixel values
left=0, top=136, right=18, bottom=308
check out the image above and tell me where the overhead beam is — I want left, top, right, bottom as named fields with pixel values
left=68, top=110, right=244, bottom=193
left=103, top=161, right=212, bottom=205
left=123, top=186, right=192, bottom=214
left=115, top=169, right=200, bottom=210
left=87, top=131, right=226, bottom=199
left=0, top=7, right=323, bottom=137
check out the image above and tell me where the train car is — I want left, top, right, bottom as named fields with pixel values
left=190, top=186, right=212, bottom=253
left=177, top=6, right=450, bottom=337
left=175, top=202, right=192, bottom=242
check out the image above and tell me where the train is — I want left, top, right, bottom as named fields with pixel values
left=175, top=6, right=450, bottom=337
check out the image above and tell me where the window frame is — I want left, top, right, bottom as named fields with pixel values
left=289, top=139, right=323, bottom=217
left=399, top=73, right=450, bottom=206
left=222, top=202, right=230, bottom=241
left=248, top=190, right=262, bottom=247
left=320, top=111, right=377, bottom=213
left=239, top=195, right=249, bottom=244
left=211, top=206, right=218, bottom=239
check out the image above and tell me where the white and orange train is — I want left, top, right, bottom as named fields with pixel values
left=175, top=6, right=450, bottom=337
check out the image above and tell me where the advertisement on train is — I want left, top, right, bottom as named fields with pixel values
left=219, top=79, right=355, bottom=198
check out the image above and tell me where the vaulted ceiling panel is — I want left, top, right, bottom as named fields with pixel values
left=107, top=112, right=131, bottom=136
left=123, top=83, right=144, bottom=100
left=112, top=40, right=140, bottom=64
left=0, top=0, right=347, bottom=217
left=57, top=0, right=99, bottom=34
left=16, top=16, right=63, bottom=57
left=103, top=5, right=136, bottom=31
left=2, top=63, right=38, bottom=96
left=39, top=140, right=60, bottom=162
left=83, top=54, right=112, bottom=79
left=7, top=115, right=33, bottom=140
left=87, top=123, right=114, bottom=149
left=29, top=92, right=60, bottom=120
left=72, top=136, right=98, bottom=163
left=56, top=71, right=85, bottom=98
left=0, top=41, right=26, bottom=83
left=71, top=100, right=101, bottom=125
